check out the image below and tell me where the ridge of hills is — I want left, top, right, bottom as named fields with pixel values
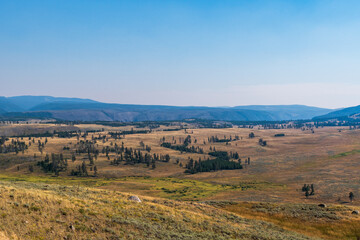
left=314, top=105, right=360, bottom=120
left=0, top=95, right=336, bottom=122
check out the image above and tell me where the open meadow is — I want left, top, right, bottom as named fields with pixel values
left=0, top=122, right=359, bottom=239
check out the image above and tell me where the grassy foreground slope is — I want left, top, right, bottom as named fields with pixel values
left=0, top=180, right=315, bottom=240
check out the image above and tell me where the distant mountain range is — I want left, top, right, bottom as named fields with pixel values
left=0, top=95, right=340, bottom=122
left=314, top=105, right=360, bottom=120
left=0, top=96, right=97, bottom=112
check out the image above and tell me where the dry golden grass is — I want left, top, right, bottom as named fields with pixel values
left=2, top=125, right=360, bottom=205
left=1, top=124, right=360, bottom=239
left=0, top=180, right=316, bottom=240
left=210, top=202, right=360, bottom=240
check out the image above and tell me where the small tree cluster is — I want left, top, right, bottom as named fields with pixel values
left=70, top=161, right=89, bottom=177
left=37, top=153, right=68, bottom=175
left=302, top=184, right=315, bottom=198
left=0, top=138, right=28, bottom=154
left=258, top=138, right=267, bottom=146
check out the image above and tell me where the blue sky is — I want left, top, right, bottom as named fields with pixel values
left=1, top=0, right=360, bottom=108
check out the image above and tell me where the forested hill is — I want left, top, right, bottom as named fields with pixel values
left=313, top=105, right=360, bottom=120
left=0, top=96, right=335, bottom=122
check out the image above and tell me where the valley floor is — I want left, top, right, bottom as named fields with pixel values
left=1, top=124, right=360, bottom=239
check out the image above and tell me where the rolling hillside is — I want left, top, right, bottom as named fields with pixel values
left=314, top=105, right=360, bottom=120
left=233, top=105, right=333, bottom=120
left=29, top=102, right=278, bottom=122
left=0, top=96, right=335, bottom=122
left=0, top=97, right=23, bottom=113
left=0, top=179, right=318, bottom=240
left=7, top=96, right=98, bottom=111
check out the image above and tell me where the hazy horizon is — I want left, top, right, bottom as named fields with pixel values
left=2, top=1, right=360, bottom=108
left=0, top=94, right=344, bottom=110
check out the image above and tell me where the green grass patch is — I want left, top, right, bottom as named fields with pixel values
left=0, top=174, right=284, bottom=201
left=0, top=174, right=113, bottom=187
left=331, top=149, right=360, bottom=158
left=117, top=177, right=285, bottom=201
left=0, top=174, right=230, bottom=200
left=124, top=177, right=235, bottom=200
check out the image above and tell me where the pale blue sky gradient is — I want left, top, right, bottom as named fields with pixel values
left=1, top=0, right=360, bottom=108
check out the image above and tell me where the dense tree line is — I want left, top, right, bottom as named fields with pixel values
left=163, top=128, right=182, bottom=132
left=10, top=132, right=54, bottom=138
left=56, top=131, right=78, bottom=138
left=122, top=129, right=150, bottom=135
left=108, top=129, right=151, bottom=140
left=207, top=135, right=240, bottom=143
left=274, top=133, right=285, bottom=137
left=208, top=151, right=240, bottom=160
left=185, top=156, right=242, bottom=174
left=7, top=130, right=100, bottom=139
left=161, top=142, right=204, bottom=154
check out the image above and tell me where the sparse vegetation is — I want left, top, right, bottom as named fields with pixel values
left=0, top=122, right=359, bottom=239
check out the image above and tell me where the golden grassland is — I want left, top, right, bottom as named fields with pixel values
left=4, top=124, right=359, bottom=205
left=0, top=177, right=358, bottom=239
left=0, top=180, right=321, bottom=240
left=210, top=201, right=360, bottom=240
left=1, top=123, right=360, bottom=239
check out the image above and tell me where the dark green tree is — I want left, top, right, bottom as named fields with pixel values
left=349, top=192, right=354, bottom=202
